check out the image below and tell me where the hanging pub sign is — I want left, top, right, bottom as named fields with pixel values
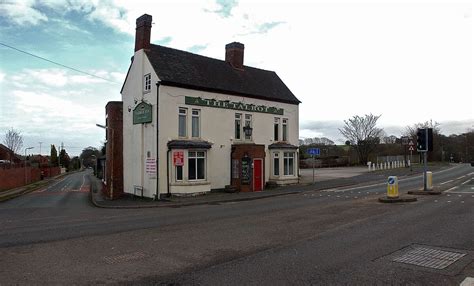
left=133, top=102, right=152, bottom=124
left=173, top=150, right=184, bottom=166
left=185, top=96, right=284, bottom=115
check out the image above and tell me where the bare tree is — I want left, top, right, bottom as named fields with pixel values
left=404, top=119, right=441, bottom=138
left=3, top=128, right=23, bottom=155
left=339, top=114, right=384, bottom=164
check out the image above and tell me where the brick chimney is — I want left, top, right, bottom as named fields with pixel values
left=225, top=42, right=244, bottom=69
left=135, top=14, right=152, bottom=52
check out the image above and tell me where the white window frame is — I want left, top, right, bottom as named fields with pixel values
left=175, top=165, right=183, bottom=181
left=274, top=118, right=280, bottom=141
left=283, top=151, right=295, bottom=176
left=188, top=151, right=206, bottom=181
left=235, top=113, right=242, bottom=140
left=144, top=73, right=151, bottom=93
left=282, top=118, right=288, bottom=142
left=244, top=114, right=252, bottom=141
left=178, top=108, right=187, bottom=137
left=191, top=109, right=200, bottom=138
left=273, top=152, right=280, bottom=176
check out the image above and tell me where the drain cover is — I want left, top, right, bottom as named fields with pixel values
left=392, top=246, right=466, bottom=269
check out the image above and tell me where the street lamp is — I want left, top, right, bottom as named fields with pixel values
left=24, top=147, right=34, bottom=185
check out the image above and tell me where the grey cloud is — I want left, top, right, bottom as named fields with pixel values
left=205, top=0, right=238, bottom=18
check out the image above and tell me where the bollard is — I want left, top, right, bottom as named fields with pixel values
left=387, top=176, right=399, bottom=198
left=373, top=163, right=376, bottom=170
left=425, top=171, right=433, bottom=191
left=367, top=162, right=371, bottom=172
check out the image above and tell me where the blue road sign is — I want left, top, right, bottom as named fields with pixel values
left=388, top=177, right=395, bottom=185
left=307, top=148, right=320, bottom=156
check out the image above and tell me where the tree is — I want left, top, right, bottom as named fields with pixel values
left=51, top=144, right=58, bottom=166
left=404, top=119, right=441, bottom=138
left=59, top=149, right=70, bottom=169
left=80, top=146, right=101, bottom=168
left=339, top=114, right=384, bottom=164
left=3, top=128, right=23, bottom=155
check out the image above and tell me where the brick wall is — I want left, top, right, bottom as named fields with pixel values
left=231, top=144, right=266, bottom=192
left=104, top=101, right=123, bottom=199
left=0, top=165, right=42, bottom=191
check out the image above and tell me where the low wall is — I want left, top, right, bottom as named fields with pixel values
left=0, top=165, right=60, bottom=191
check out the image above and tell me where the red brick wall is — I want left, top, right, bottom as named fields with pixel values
left=231, top=144, right=266, bottom=192
left=104, top=101, right=123, bottom=199
left=0, top=165, right=41, bottom=191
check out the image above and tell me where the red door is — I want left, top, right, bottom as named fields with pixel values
left=253, top=159, right=263, bottom=192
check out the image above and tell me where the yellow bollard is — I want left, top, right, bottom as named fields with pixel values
left=387, top=176, right=399, bottom=198
left=425, top=171, right=433, bottom=191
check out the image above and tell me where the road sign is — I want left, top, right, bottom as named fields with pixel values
left=408, top=146, right=415, bottom=151
left=307, top=148, right=320, bottom=156
left=401, top=136, right=409, bottom=145
left=408, top=140, right=414, bottom=146
left=387, top=176, right=399, bottom=198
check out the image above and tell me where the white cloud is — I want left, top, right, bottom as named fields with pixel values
left=0, top=0, right=48, bottom=25
left=0, top=71, right=5, bottom=82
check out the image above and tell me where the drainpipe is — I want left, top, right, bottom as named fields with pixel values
left=167, top=149, right=171, bottom=197
left=155, top=81, right=161, bottom=200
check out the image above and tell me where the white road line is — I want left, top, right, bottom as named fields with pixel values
left=456, top=176, right=466, bottom=180
left=461, top=180, right=470, bottom=185
left=445, top=187, right=458, bottom=193
left=440, top=180, right=453, bottom=185
left=460, top=277, right=474, bottom=286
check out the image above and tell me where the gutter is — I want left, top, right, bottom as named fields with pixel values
left=155, top=81, right=161, bottom=200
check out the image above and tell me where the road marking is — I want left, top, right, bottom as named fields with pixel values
left=457, top=176, right=466, bottom=180
left=461, top=180, right=470, bottom=185
left=460, top=277, right=474, bottom=286
left=447, top=201, right=452, bottom=203
left=440, top=180, right=453, bottom=185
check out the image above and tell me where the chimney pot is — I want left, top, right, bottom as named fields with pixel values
left=135, top=14, right=152, bottom=52
left=225, top=42, right=244, bottom=69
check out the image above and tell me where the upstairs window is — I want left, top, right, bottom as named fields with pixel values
left=144, top=73, right=151, bottom=92
left=192, top=109, right=200, bottom=138
left=244, top=114, right=252, bottom=140
left=178, top=108, right=187, bottom=137
left=282, top=118, right=288, bottom=141
left=235, top=113, right=242, bottom=140
left=274, top=118, right=280, bottom=141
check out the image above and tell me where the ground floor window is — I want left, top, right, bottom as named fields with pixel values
left=176, top=165, right=183, bottom=181
left=188, top=151, right=206, bottom=180
left=273, top=152, right=279, bottom=176
left=284, top=152, right=295, bottom=176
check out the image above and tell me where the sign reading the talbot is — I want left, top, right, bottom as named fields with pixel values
left=133, top=102, right=152, bottom=124
left=185, top=96, right=284, bottom=115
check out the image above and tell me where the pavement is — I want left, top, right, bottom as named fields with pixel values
left=90, top=163, right=451, bottom=208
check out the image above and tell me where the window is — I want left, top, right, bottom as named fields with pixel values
left=188, top=151, right=206, bottom=180
left=178, top=108, right=187, bottom=137
left=192, top=109, right=200, bottom=138
left=282, top=118, right=288, bottom=141
left=235, top=113, right=242, bottom=140
left=273, top=152, right=280, bottom=176
left=176, top=166, right=183, bottom=181
left=144, top=73, right=151, bottom=92
left=284, top=152, right=295, bottom=176
left=274, top=118, right=280, bottom=141
left=244, top=114, right=252, bottom=140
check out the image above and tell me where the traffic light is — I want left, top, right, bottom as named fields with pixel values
left=416, top=128, right=427, bottom=152
left=427, top=128, right=433, bottom=151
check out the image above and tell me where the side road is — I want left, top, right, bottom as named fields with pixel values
left=91, top=163, right=452, bottom=209
left=0, top=170, right=79, bottom=202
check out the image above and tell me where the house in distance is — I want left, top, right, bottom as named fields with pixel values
left=104, top=14, right=300, bottom=199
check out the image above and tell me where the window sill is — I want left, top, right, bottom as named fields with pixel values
left=170, top=181, right=210, bottom=187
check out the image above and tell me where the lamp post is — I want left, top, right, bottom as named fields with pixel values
left=24, top=147, right=34, bottom=185
left=243, top=125, right=253, bottom=138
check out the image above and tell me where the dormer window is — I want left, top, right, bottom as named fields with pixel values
left=144, top=73, right=151, bottom=92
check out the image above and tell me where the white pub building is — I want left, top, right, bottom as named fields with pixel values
left=120, top=14, right=301, bottom=199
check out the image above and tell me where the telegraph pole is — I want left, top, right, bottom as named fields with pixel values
left=38, top=142, right=43, bottom=155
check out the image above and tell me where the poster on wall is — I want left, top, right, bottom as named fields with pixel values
left=173, top=150, right=184, bottom=166
left=241, top=157, right=251, bottom=184
left=145, top=158, right=156, bottom=176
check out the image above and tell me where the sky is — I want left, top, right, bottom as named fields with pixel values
left=0, top=0, right=473, bottom=156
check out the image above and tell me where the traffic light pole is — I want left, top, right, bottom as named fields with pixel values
left=423, top=151, right=428, bottom=191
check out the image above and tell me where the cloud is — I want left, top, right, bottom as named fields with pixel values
left=0, top=71, right=5, bottom=82
left=0, top=0, right=48, bottom=25
left=188, top=44, right=208, bottom=53
left=208, top=0, right=239, bottom=18
left=155, top=36, right=173, bottom=46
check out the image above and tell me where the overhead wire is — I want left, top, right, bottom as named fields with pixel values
left=0, top=42, right=120, bottom=84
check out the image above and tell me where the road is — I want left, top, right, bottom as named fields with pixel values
left=0, top=165, right=473, bottom=285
